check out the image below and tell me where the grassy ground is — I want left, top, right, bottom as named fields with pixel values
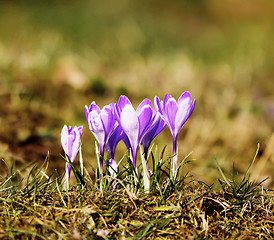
left=0, top=0, right=273, bottom=238
left=0, top=0, right=273, bottom=185
left=0, top=152, right=273, bottom=239
left=1, top=186, right=273, bottom=239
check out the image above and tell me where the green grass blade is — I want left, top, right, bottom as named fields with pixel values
left=244, top=143, right=260, bottom=180
left=215, top=157, right=231, bottom=188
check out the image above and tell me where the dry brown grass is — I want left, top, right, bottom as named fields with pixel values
left=0, top=181, right=273, bottom=239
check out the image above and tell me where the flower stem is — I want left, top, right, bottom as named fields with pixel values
left=130, top=149, right=138, bottom=192
left=64, top=162, right=70, bottom=190
left=140, top=146, right=150, bottom=193
left=109, top=158, right=117, bottom=191
left=132, top=149, right=137, bottom=170
left=99, top=147, right=104, bottom=174
left=172, top=137, right=178, bottom=180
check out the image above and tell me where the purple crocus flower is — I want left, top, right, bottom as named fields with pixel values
left=141, top=105, right=166, bottom=160
left=154, top=92, right=196, bottom=178
left=85, top=102, right=117, bottom=169
left=61, top=125, right=83, bottom=188
left=115, top=96, right=157, bottom=169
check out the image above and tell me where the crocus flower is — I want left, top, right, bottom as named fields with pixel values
left=61, top=125, right=83, bottom=189
left=85, top=102, right=117, bottom=169
left=154, top=92, right=196, bottom=178
left=115, top=96, right=157, bottom=169
left=141, top=109, right=166, bottom=161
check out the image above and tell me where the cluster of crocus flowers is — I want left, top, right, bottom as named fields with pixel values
left=61, top=92, right=195, bottom=188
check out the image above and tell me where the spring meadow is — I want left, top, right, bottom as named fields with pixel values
left=0, top=0, right=274, bottom=239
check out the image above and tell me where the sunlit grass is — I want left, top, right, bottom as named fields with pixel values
left=0, top=146, right=273, bottom=239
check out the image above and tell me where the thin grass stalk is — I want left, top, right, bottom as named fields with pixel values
left=56, top=179, right=67, bottom=208
left=0, top=173, right=16, bottom=190
left=244, top=143, right=260, bottom=180
left=215, top=156, right=231, bottom=187
left=95, top=141, right=103, bottom=192
left=176, top=151, right=193, bottom=182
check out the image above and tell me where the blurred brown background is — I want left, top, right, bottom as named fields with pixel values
left=0, top=0, right=273, bottom=186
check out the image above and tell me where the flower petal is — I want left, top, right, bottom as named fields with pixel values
left=67, top=127, right=76, bottom=159
left=88, top=111, right=105, bottom=148
left=61, top=125, right=69, bottom=156
left=85, top=102, right=100, bottom=121
left=136, top=98, right=153, bottom=115
left=154, top=96, right=164, bottom=115
left=70, top=126, right=82, bottom=162
left=138, top=105, right=153, bottom=140
left=61, top=125, right=83, bottom=163
left=190, top=98, right=196, bottom=116
left=100, top=105, right=115, bottom=141
left=78, top=126, right=83, bottom=136
left=115, top=96, right=131, bottom=123
left=106, top=126, right=124, bottom=159
left=178, top=91, right=192, bottom=104
left=165, top=97, right=178, bottom=136
left=118, top=95, right=131, bottom=110
left=154, top=118, right=166, bottom=137
left=163, top=94, right=172, bottom=109
left=120, top=104, right=139, bottom=153
left=174, top=96, right=192, bottom=137
left=122, top=133, right=131, bottom=152
left=84, top=105, right=90, bottom=122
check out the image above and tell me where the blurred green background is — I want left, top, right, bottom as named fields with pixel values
left=0, top=0, right=273, bottom=186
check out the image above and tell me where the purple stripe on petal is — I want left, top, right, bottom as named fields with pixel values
left=154, top=96, right=164, bottom=115
left=163, top=94, right=172, bottom=109
left=89, top=102, right=101, bottom=113
left=190, top=98, right=196, bottom=116
left=78, top=126, right=83, bottom=136
left=84, top=106, right=90, bottom=122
